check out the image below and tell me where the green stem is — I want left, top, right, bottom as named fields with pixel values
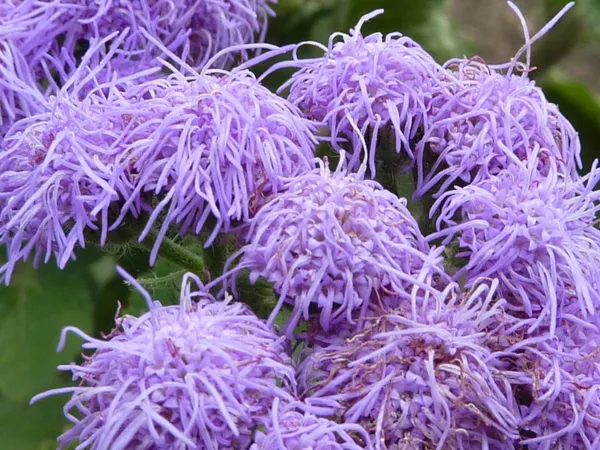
left=141, top=229, right=206, bottom=276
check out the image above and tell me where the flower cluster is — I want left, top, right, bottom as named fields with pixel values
left=485, top=311, right=600, bottom=449
left=234, top=156, right=446, bottom=334
left=414, top=58, right=580, bottom=198
left=0, top=0, right=275, bottom=80
left=297, top=281, right=521, bottom=449
left=429, top=157, right=600, bottom=335
left=281, top=6, right=580, bottom=201
left=31, top=271, right=297, bottom=449
left=285, top=10, right=448, bottom=176
left=13, top=2, right=600, bottom=449
left=0, top=64, right=316, bottom=282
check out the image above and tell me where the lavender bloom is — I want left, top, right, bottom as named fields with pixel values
left=0, top=65, right=156, bottom=283
left=31, top=269, right=296, bottom=450
left=0, top=0, right=275, bottom=82
left=414, top=5, right=580, bottom=198
left=487, top=312, right=600, bottom=449
left=297, top=280, right=521, bottom=449
left=231, top=156, right=447, bottom=335
left=283, top=11, right=448, bottom=176
left=123, top=68, right=317, bottom=262
left=0, top=64, right=316, bottom=282
left=429, top=157, right=600, bottom=336
left=0, top=40, right=46, bottom=137
left=250, top=398, right=373, bottom=450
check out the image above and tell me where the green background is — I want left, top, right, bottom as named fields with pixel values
left=1, top=0, right=600, bottom=448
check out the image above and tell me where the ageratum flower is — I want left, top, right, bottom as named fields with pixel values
left=0, top=63, right=316, bottom=283
left=0, top=40, right=46, bottom=137
left=414, top=5, right=580, bottom=198
left=297, top=280, right=521, bottom=449
left=0, top=0, right=275, bottom=84
left=250, top=398, right=373, bottom=450
left=283, top=11, right=448, bottom=176
left=487, top=311, right=600, bottom=449
left=231, top=156, right=447, bottom=335
left=429, top=156, right=600, bottom=336
left=31, top=269, right=296, bottom=450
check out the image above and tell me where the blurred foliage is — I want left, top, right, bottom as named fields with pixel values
left=575, top=0, right=600, bottom=41
left=341, top=0, right=469, bottom=60
left=3, top=0, right=600, bottom=448
left=0, top=250, right=101, bottom=448
left=540, top=73, right=600, bottom=172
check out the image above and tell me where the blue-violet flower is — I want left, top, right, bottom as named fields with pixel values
left=231, top=156, right=446, bottom=335
left=297, top=280, right=521, bottom=449
left=31, top=269, right=296, bottom=450
left=283, top=11, right=448, bottom=176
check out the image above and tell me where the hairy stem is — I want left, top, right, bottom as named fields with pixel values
left=141, top=229, right=206, bottom=276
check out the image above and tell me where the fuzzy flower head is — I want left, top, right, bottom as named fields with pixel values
left=0, top=0, right=275, bottom=80
left=0, top=64, right=156, bottom=283
left=31, top=269, right=296, bottom=450
left=284, top=10, right=447, bottom=176
left=489, top=312, right=600, bottom=449
left=250, top=399, right=373, bottom=450
left=298, top=281, right=521, bottom=449
left=124, top=67, right=318, bottom=262
left=297, top=280, right=520, bottom=449
left=0, top=62, right=316, bottom=282
left=233, top=155, right=447, bottom=335
left=415, top=4, right=580, bottom=198
left=430, top=157, right=600, bottom=336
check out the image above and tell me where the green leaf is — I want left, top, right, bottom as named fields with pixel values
left=91, top=249, right=151, bottom=335
left=539, top=72, right=600, bottom=172
left=0, top=252, right=102, bottom=449
left=0, top=394, right=68, bottom=450
left=0, top=258, right=96, bottom=402
left=126, top=253, right=187, bottom=317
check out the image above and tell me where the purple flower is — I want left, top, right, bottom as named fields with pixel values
left=31, top=268, right=296, bottom=450
left=0, top=40, right=46, bottom=137
left=429, top=157, right=600, bottom=336
left=283, top=11, right=448, bottom=176
left=230, top=156, right=447, bottom=335
left=123, top=68, right=318, bottom=262
left=0, top=0, right=275, bottom=82
left=0, top=67, right=154, bottom=282
left=0, top=64, right=316, bottom=282
left=414, top=59, right=580, bottom=199
left=487, top=312, right=600, bottom=449
left=250, top=398, right=373, bottom=450
left=297, top=280, right=521, bottom=449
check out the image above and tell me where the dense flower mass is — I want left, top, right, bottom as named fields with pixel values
left=5, top=2, right=600, bottom=449
left=31, top=271, right=296, bottom=449
left=429, top=157, right=600, bottom=335
left=0, top=0, right=276, bottom=83
left=486, top=311, right=600, bottom=449
left=233, top=156, right=446, bottom=334
left=297, top=281, right=521, bottom=449
left=414, top=57, right=581, bottom=198
left=284, top=11, right=447, bottom=176
left=250, top=399, right=372, bottom=449
left=518, top=326, right=600, bottom=449
left=0, top=65, right=316, bottom=282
